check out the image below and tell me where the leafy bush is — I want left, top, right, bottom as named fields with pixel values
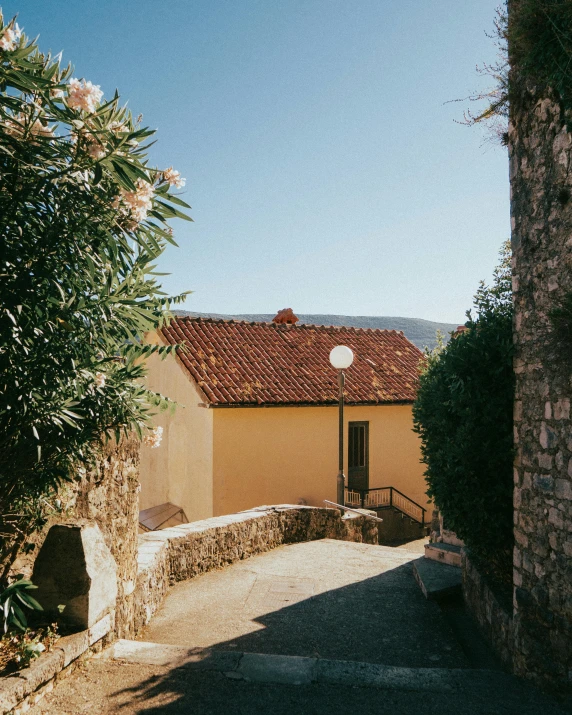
left=1, top=578, right=43, bottom=633
left=509, top=0, right=572, bottom=115
left=0, top=13, right=191, bottom=582
left=412, top=244, right=514, bottom=584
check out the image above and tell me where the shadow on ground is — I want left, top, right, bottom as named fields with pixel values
left=103, top=566, right=564, bottom=714
left=140, top=560, right=473, bottom=669
left=32, top=544, right=569, bottom=714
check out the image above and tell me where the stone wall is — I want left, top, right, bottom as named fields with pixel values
left=510, top=91, right=572, bottom=691
left=462, top=552, right=513, bottom=670
left=74, top=437, right=140, bottom=639
left=11, top=437, right=141, bottom=640
left=133, top=505, right=378, bottom=634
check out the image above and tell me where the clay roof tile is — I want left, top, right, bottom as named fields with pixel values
left=160, top=317, right=423, bottom=406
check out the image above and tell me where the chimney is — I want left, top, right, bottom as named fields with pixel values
left=272, top=308, right=299, bottom=325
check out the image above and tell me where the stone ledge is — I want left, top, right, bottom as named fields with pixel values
left=413, top=557, right=462, bottom=601
left=0, top=612, right=114, bottom=715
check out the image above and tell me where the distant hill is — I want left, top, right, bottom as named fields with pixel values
left=174, top=311, right=460, bottom=351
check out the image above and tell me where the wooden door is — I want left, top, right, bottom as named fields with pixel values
left=348, top=421, right=369, bottom=492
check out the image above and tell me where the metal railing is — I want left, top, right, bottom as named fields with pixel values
left=344, top=486, right=426, bottom=525
left=323, top=500, right=384, bottom=522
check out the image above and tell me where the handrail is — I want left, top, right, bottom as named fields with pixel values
left=344, top=486, right=426, bottom=525
left=388, top=486, right=426, bottom=511
left=323, top=500, right=384, bottom=522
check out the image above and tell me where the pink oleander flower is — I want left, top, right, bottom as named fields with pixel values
left=67, top=78, right=103, bottom=114
left=163, top=167, right=186, bottom=189
left=95, top=372, right=106, bottom=388
left=3, top=113, right=54, bottom=139
left=119, top=178, right=155, bottom=222
left=109, top=120, right=126, bottom=133
left=30, top=118, right=54, bottom=138
left=143, top=426, right=163, bottom=448
left=0, top=23, right=22, bottom=51
left=85, top=133, right=106, bottom=159
left=2, top=113, right=24, bottom=137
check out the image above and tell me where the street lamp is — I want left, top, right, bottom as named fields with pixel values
left=329, top=345, right=354, bottom=508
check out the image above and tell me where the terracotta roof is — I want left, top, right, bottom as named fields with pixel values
left=160, top=317, right=424, bottom=406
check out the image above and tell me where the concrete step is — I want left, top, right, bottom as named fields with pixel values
left=38, top=641, right=570, bottom=715
left=102, top=639, right=519, bottom=694
left=413, top=557, right=462, bottom=601
left=441, top=529, right=464, bottom=548
left=425, top=542, right=462, bottom=567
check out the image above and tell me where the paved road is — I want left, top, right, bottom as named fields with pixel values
left=31, top=658, right=569, bottom=715
left=139, top=539, right=470, bottom=669
left=31, top=540, right=569, bottom=714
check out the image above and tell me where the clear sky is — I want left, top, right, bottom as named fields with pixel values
left=4, top=1, right=509, bottom=323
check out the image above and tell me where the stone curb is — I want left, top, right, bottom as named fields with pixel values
left=0, top=614, right=114, bottom=715
left=106, top=639, right=516, bottom=694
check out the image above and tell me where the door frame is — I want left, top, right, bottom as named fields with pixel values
left=347, top=420, right=369, bottom=491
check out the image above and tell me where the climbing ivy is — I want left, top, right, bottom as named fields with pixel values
left=509, top=0, right=572, bottom=116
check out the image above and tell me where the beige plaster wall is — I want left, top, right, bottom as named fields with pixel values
left=212, top=404, right=428, bottom=517
left=139, top=349, right=214, bottom=523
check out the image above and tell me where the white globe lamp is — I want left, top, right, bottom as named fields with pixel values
left=329, top=345, right=354, bottom=370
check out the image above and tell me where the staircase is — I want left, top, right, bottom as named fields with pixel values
left=344, top=486, right=426, bottom=525
left=413, top=525, right=464, bottom=600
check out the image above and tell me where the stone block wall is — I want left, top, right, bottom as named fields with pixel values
left=510, top=92, right=572, bottom=691
left=74, top=437, right=140, bottom=638
left=133, top=505, right=378, bottom=634
left=11, top=437, right=141, bottom=640
left=462, top=551, right=513, bottom=670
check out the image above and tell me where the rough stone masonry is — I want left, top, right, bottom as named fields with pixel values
left=510, top=91, right=572, bottom=690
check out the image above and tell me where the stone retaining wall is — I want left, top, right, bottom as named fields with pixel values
left=510, top=88, right=572, bottom=691
left=0, top=505, right=376, bottom=713
left=462, top=552, right=513, bottom=670
left=9, top=437, right=141, bottom=641
left=133, top=505, right=377, bottom=633
left=74, top=437, right=140, bottom=639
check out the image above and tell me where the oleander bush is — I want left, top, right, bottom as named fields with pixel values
left=0, top=11, right=191, bottom=583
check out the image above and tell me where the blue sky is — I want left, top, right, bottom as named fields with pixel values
left=4, top=1, right=509, bottom=323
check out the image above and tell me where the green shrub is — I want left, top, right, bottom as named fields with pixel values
left=0, top=13, right=190, bottom=582
left=1, top=578, right=43, bottom=633
left=412, top=244, right=514, bottom=584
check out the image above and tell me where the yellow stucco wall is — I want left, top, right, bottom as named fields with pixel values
left=212, top=404, right=429, bottom=518
left=139, top=350, right=214, bottom=523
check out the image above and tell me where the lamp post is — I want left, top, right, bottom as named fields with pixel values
left=329, top=345, right=354, bottom=508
